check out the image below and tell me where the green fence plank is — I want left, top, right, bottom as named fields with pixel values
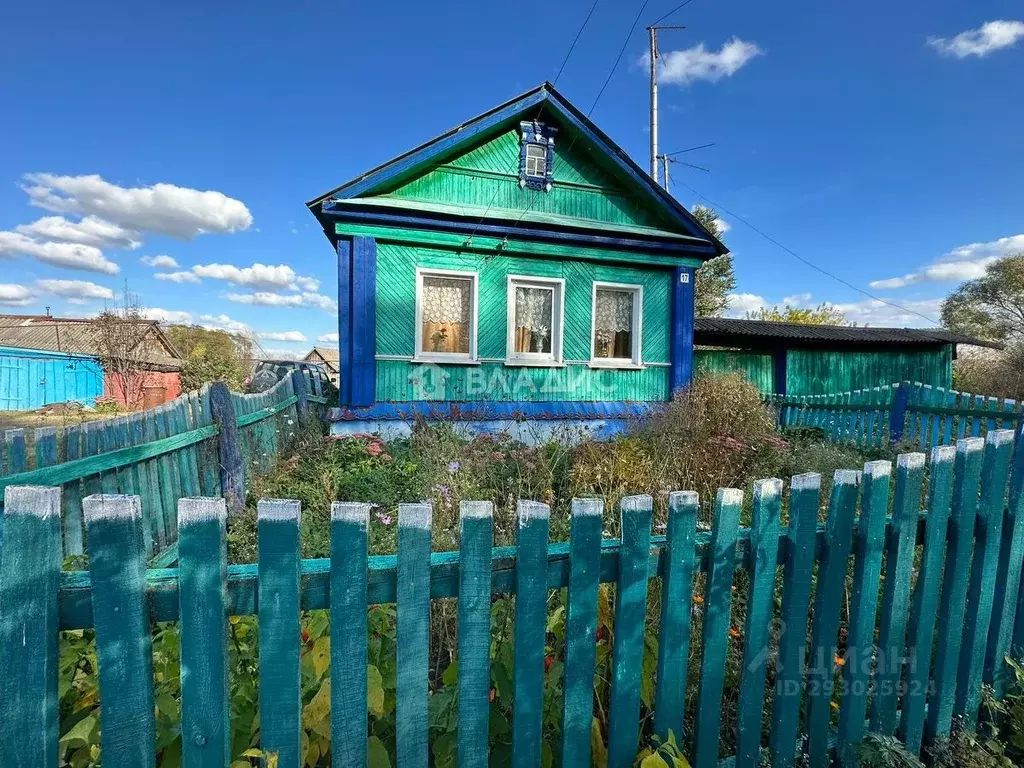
left=653, top=491, right=699, bottom=744
left=807, top=470, right=860, bottom=768
left=607, top=495, right=654, bottom=767
left=870, top=452, right=925, bottom=733
left=33, top=425, right=58, bottom=468
left=956, top=429, right=1014, bottom=725
left=62, top=424, right=85, bottom=556
left=457, top=501, right=493, bottom=768
left=397, top=502, right=432, bottom=768
left=769, top=473, right=821, bottom=768
left=926, top=437, right=985, bottom=743
left=257, top=499, right=302, bottom=768
left=4, top=428, right=27, bottom=474
left=0, top=486, right=62, bottom=767
left=838, top=461, right=892, bottom=766
left=736, top=479, right=782, bottom=768
left=988, top=430, right=1024, bottom=698
left=84, top=494, right=155, bottom=768
left=178, top=497, right=229, bottom=768
left=561, top=498, right=603, bottom=768
left=512, top=500, right=551, bottom=768
left=157, top=407, right=181, bottom=541
left=694, top=488, right=743, bottom=768
left=330, top=502, right=371, bottom=768
left=899, top=446, right=956, bottom=754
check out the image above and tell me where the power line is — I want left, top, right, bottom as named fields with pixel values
left=554, top=0, right=600, bottom=83
left=649, top=0, right=699, bottom=28
left=675, top=180, right=945, bottom=326
left=590, top=1, right=651, bottom=116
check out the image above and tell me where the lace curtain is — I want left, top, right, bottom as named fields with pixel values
left=514, top=286, right=553, bottom=354
left=422, top=277, right=470, bottom=324
left=594, top=289, right=634, bottom=358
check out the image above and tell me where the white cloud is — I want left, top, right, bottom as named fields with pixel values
left=15, top=215, right=141, bottom=250
left=21, top=173, right=253, bottom=240
left=0, top=284, right=36, bottom=307
left=869, top=233, right=1024, bottom=289
left=725, top=292, right=769, bottom=317
left=929, top=20, right=1024, bottom=58
left=198, top=313, right=251, bottom=334
left=780, top=292, right=813, bottom=307
left=714, top=217, right=730, bottom=234
left=141, top=254, right=179, bottom=269
left=653, top=37, right=763, bottom=86
left=226, top=291, right=337, bottom=311
left=317, top=332, right=339, bottom=343
left=0, top=231, right=119, bottom=274
left=258, top=330, right=308, bottom=342
left=36, top=279, right=114, bottom=303
left=191, top=262, right=319, bottom=292
left=141, top=307, right=193, bottom=324
left=831, top=298, right=944, bottom=328
left=259, top=347, right=303, bottom=360
left=155, top=271, right=201, bottom=284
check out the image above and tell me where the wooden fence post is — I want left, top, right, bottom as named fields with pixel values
left=889, top=381, right=910, bottom=443
left=208, top=382, right=244, bottom=516
left=291, top=369, right=310, bottom=430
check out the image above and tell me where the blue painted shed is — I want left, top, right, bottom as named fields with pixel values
left=0, top=346, right=105, bottom=409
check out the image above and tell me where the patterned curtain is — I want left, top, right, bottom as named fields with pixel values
left=594, top=289, right=634, bottom=358
left=422, top=277, right=470, bottom=354
left=514, top=286, right=553, bottom=353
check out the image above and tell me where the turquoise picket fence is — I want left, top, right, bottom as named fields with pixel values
left=4, top=430, right=1024, bottom=766
left=0, top=370, right=328, bottom=566
left=774, top=380, right=1024, bottom=451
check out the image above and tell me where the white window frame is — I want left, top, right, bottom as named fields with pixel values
left=590, top=281, right=644, bottom=368
left=505, top=274, right=565, bottom=367
left=524, top=144, right=547, bottom=178
left=414, top=267, right=479, bottom=364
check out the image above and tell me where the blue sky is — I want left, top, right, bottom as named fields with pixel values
left=1, top=2, right=1022, bottom=356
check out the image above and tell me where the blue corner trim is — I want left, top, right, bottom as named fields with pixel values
left=670, top=267, right=695, bottom=392
left=336, top=239, right=353, bottom=406
left=329, top=401, right=654, bottom=422
left=351, top=236, right=377, bottom=407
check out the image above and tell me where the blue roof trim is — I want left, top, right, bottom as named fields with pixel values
left=321, top=205, right=719, bottom=259
left=329, top=401, right=654, bottom=422
left=306, top=82, right=726, bottom=255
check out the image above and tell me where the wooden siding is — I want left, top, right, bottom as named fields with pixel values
left=375, top=359, right=669, bottom=402
left=379, top=129, right=673, bottom=231
left=376, top=242, right=671, bottom=365
left=786, top=348, right=952, bottom=396
left=695, top=349, right=775, bottom=394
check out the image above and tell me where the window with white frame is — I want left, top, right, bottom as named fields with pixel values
left=592, top=283, right=642, bottom=365
left=415, top=269, right=477, bottom=361
left=507, top=275, right=564, bottom=364
left=525, top=144, right=547, bottom=178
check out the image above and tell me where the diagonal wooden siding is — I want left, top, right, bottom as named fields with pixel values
left=786, top=348, right=952, bottom=396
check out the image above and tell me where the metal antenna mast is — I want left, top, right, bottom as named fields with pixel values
left=647, top=24, right=685, bottom=184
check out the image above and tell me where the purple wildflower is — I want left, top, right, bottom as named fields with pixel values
left=447, top=460, right=461, bottom=474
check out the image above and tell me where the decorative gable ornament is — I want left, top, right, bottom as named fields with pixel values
left=519, top=120, right=557, bottom=192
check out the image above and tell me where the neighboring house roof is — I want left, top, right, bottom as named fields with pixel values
left=304, top=346, right=340, bottom=373
left=0, top=314, right=184, bottom=371
left=694, top=318, right=999, bottom=349
left=307, top=81, right=726, bottom=259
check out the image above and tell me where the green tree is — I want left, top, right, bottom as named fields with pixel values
left=166, top=325, right=253, bottom=391
left=691, top=205, right=736, bottom=317
left=747, top=302, right=847, bottom=325
left=941, top=253, right=1024, bottom=343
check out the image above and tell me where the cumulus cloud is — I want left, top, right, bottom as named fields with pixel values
left=155, top=271, right=201, bottom=284
left=651, top=37, right=763, bottom=86
left=15, top=215, right=141, bottom=250
left=191, top=262, right=319, bottom=292
left=714, top=217, right=731, bottom=234
left=317, top=332, right=339, bottom=343
left=0, top=231, right=119, bottom=274
left=258, top=330, right=308, bottom=342
left=929, top=20, right=1024, bottom=58
left=0, top=284, right=36, bottom=307
left=830, top=298, right=944, bottom=327
left=141, top=307, right=193, bottom=324
left=724, top=292, right=769, bottom=318
left=226, top=291, right=337, bottom=311
left=21, top=173, right=253, bottom=240
left=141, top=255, right=179, bottom=269
left=869, top=233, right=1024, bottom=290
left=36, top=279, right=114, bottom=304
left=259, top=348, right=303, bottom=360
left=198, top=313, right=251, bottom=334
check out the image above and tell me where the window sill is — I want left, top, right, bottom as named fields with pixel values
left=411, top=356, right=481, bottom=366
left=503, top=359, right=565, bottom=369
left=588, top=360, right=646, bottom=371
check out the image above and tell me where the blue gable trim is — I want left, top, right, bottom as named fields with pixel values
left=670, top=267, right=695, bottom=392
left=320, top=205, right=718, bottom=260
left=306, top=83, right=726, bottom=255
left=330, top=401, right=653, bottom=422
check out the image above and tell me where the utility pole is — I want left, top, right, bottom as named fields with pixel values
left=661, top=154, right=670, bottom=192
left=647, top=25, right=685, bottom=186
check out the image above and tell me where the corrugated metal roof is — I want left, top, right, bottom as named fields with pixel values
left=694, top=318, right=997, bottom=348
left=0, top=314, right=183, bottom=369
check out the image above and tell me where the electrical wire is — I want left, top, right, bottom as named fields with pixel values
left=649, top=0, right=699, bottom=28
left=554, top=0, right=600, bottom=84
left=674, top=180, right=945, bottom=326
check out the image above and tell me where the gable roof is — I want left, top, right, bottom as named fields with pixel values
left=304, top=346, right=339, bottom=372
left=695, top=318, right=998, bottom=349
left=307, top=82, right=726, bottom=256
left=0, top=314, right=184, bottom=370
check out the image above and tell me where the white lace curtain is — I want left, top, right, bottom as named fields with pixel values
left=422, top=278, right=470, bottom=324
left=515, top=287, right=553, bottom=334
left=595, top=289, right=633, bottom=333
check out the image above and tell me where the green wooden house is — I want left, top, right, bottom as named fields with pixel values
left=307, top=82, right=726, bottom=439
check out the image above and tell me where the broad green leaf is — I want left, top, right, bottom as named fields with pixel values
left=368, top=736, right=392, bottom=768
left=640, top=754, right=671, bottom=768
left=368, top=665, right=385, bottom=718
left=302, top=679, right=331, bottom=730
left=60, top=714, right=97, bottom=748
left=311, top=636, right=331, bottom=679
left=591, top=717, right=607, bottom=768
left=442, top=660, right=459, bottom=687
